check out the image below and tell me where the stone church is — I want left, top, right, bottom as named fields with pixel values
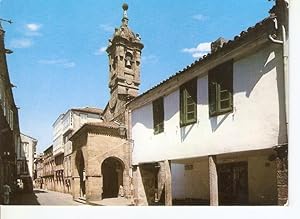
left=70, top=3, right=143, bottom=203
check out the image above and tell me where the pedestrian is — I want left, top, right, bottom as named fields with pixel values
left=3, top=182, right=11, bottom=205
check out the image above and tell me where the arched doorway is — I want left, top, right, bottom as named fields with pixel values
left=101, top=157, right=124, bottom=198
left=75, top=150, right=86, bottom=198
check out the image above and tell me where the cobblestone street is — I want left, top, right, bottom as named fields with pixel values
left=11, top=189, right=84, bottom=206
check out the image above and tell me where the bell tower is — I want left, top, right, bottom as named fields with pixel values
left=105, top=3, right=144, bottom=120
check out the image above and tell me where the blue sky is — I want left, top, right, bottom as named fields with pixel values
left=0, top=0, right=273, bottom=152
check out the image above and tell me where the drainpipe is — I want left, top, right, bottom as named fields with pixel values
left=268, top=17, right=288, bottom=136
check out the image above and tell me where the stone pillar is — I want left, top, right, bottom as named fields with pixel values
left=123, top=169, right=131, bottom=198
left=209, top=155, right=219, bottom=206
left=275, top=145, right=288, bottom=206
left=164, top=160, right=172, bottom=206
left=133, top=166, right=147, bottom=206
left=86, top=176, right=102, bottom=202
left=72, top=176, right=80, bottom=199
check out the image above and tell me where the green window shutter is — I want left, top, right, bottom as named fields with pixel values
left=180, top=78, right=197, bottom=126
left=180, top=87, right=184, bottom=126
left=218, top=61, right=233, bottom=112
left=153, top=97, right=164, bottom=134
left=209, top=60, right=233, bottom=117
left=209, top=81, right=217, bottom=116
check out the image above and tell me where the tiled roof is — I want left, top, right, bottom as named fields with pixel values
left=71, top=107, right=103, bottom=115
left=129, top=16, right=273, bottom=104
left=85, top=121, right=120, bottom=129
left=20, top=133, right=38, bottom=142
left=70, top=121, right=125, bottom=141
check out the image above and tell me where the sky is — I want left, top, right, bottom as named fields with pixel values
left=0, top=0, right=273, bottom=153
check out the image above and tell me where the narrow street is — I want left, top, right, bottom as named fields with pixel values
left=11, top=189, right=84, bottom=206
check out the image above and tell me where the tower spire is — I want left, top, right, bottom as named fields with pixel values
left=122, top=3, right=129, bottom=26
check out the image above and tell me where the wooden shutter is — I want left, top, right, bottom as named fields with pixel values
left=153, top=97, right=164, bottom=134
left=209, top=60, right=233, bottom=116
left=180, top=78, right=197, bottom=126
left=218, top=61, right=233, bottom=112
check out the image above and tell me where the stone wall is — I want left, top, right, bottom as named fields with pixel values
left=71, top=130, right=131, bottom=202
left=275, top=145, right=288, bottom=205
left=133, top=161, right=172, bottom=206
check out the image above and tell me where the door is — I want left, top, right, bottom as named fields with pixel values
left=218, top=161, right=248, bottom=205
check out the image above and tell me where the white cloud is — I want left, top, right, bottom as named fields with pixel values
left=192, top=14, right=209, bottom=21
left=38, top=59, right=76, bottom=68
left=99, top=24, right=114, bottom=33
left=25, top=23, right=42, bottom=36
left=94, top=46, right=107, bottom=55
left=142, top=55, right=158, bottom=64
left=182, top=42, right=211, bottom=58
left=26, top=23, right=41, bottom=31
left=10, top=38, right=33, bottom=48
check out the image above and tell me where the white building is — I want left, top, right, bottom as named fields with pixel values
left=127, top=1, right=288, bottom=206
left=17, top=133, right=37, bottom=191
left=52, top=107, right=103, bottom=193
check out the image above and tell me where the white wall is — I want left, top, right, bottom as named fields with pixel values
left=172, top=160, right=209, bottom=200
left=132, top=45, right=286, bottom=165
left=248, top=154, right=277, bottom=204
left=20, top=134, right=37, bottom=178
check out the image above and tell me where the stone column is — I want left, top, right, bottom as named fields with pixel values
left=164, top=160, right=172, bottom=206
left=275, top=145, right=288, bottom=206
left=209, top=155, right=219, bottom=206
left=133, top=165, right=147, bottom=206
left=85, top=176, right=102, bottom=202
left=123, top=169, right=131, bottom=198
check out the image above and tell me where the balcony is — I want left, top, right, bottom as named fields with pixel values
left=43, top=170, right=54, bottom=176
left=64, top=141, right=72, bottom=156
left=53, top=146, right=64, bottom=157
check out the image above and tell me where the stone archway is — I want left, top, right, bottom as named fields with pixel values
left=101, top=157, right=124, bottom=198
left=75, top=150, right=86, bottom=198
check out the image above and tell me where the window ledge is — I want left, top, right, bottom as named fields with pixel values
left=180, top=120, right=197, bottom=128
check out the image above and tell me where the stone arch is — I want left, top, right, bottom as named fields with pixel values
left=101, top=156, right=125, bottom=198
left=75, top=149, right=86, bottom=198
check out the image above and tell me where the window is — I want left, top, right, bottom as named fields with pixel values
left=208, top=60, right=233, bottom=117
left=9, top=109, right=13, bottom=130
left=180, top=78, right=197, bottom=127
left=0, top=92, right=2, bottom=108
left=152, top=97, right=164, bottom=134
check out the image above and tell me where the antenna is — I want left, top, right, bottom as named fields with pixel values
left=0, top=18, right=13, bottom=24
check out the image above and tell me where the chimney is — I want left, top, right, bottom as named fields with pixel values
left=211, top=37, right=228, bottom=53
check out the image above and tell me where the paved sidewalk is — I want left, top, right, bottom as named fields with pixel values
left=11, top=188, right=84, bottom=206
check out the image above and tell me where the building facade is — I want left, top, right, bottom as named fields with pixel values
left=0, top=21, right=21, bottom=197
left=127, top=0, right=288, bottom=206
left=52, top=107, right=103, bottom=194
left=33, top=153, right=44, bottom=189
left=17, top=133, right=37, bottom=192
left=42, top=145, right=55, bottom=191
left=70, top=3, right=143, bottom=203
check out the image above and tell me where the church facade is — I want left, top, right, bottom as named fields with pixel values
left=70, top=3, right=143, bottom=203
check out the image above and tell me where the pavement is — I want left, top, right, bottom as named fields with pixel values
left=88, top=197, right=133, bottom=206
left=10, top=188, right=85, bottom=206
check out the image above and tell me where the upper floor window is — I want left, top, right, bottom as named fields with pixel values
left=180, top=78, right=197, bottom=127
left=152, top=97, right=164, bottom=134
left=9, top=109, right=14, bottom=130
left=208, top=60, right=233, bottom=117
